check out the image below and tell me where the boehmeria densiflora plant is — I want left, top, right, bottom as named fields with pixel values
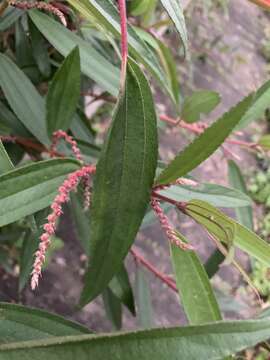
left=2, top=0, right=269, bottom=294
left=28, top=0, right=267, bottom=297
left=30, top=0, right=196, bottom=290
left=1, top=0, right=270, bottom=357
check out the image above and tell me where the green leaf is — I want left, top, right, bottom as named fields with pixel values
left=186, top=200, right=270, bottom=266
left=228, top=160, right=253, bottom=230
left=29, top=10, right=120, bottom=96
left=0, top=7, right=23, bottom=31
left=0, top=54, right=49, bottom=146
left=135, top=267, right=154, bottom=328
left=69, top=192, right=91, bottom=254
left=157, top=40, right=179, bottom=104
left=159, top=0, right=188, bottom=55
left=46, top=47, right=81, bottom=136
left=0, top=101, right=30, bottom=137
left=258, top=134, right=270, bottom=149
left=129, top=0, right=152, bottom=16
left=171, top=238, right=222, bottom=324
left=70, top=113, right=95, bottom=144
left=235, top=224, right=270, bottom=266
left=80, top=60, right=158, bottom=305
left=181, top=90, right=221, bottom=123
left=0, top=158, right=80, bottom=227
left=159, top=182, right=252, bottom=208
left=204, top=249, right=225, bottom=279
left=66, top=0, right=172, bottom=100
left=109, top=265, right=136, bottom=315
left=0, top=302, right=90, bottom=344
left=133, top=28, right=179, bottom=105
left=237, top=79, right=270, bottom=129
left=102, top=287, right=122, bottom=330
left=15, top=19, right=34, bottom=69
left=0, top=141, right=13, bottom=174
left=1, top=319, right=270, bottom=359
left=156, top=94, right=253, bottom=185
left=29, top=18, right=51, bottom=78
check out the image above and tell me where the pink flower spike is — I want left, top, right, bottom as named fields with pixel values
left=31, top=165, right=96, bottom=290
left=8, top=1, right=67, bottom=26
left=151, top=198, right=193, bottom=251
left=51, top=130, right=83, bottom=163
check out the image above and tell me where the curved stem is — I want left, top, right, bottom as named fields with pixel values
left=130, top=248, right=178, bottom=292
left=118, top=0, right=128, bottom=90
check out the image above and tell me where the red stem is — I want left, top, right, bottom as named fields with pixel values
left=130, top=248, right=178, bottom=292
left=159, top=114, right=262, bottom=151
left=152, top=191, right=187, bottom=212
left=118, top=0, right=128, bottom=90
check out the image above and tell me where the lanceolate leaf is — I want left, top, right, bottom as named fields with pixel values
left=185, top=200, right=270, bottom=266
left=0, top=302, right=90, bottom=344
left=237, top=79, right=270, bottom=129
left=0, top=140, right=13, bottom=174
left=0, top=158, right=80, bottom=227
left=29, top=10, right=120, bottom=96
left=258, top=134, right=270, bottom=149
left=0, top=7, right=23, bottom=31
left=156, top=94, right=253, bottom=185
left=157, top=40, right=180, bottom=104
left=204, top=249, right=225, bottom=279
left=235, top=224, right=270, bottom=266
left=1, top=319, right=270, bottom=359
left=159, top=0, right=188, bottom=55
left=80, top=60, right=158, bottom=305
left=102, top=287, right=122, bottom=330
left=0, top=54, right=49, bottom=146
left=136, top=267, right=154, bottom=328
left=171, top=239, right=222, bottom=325
left=109, top=265, right=136, bottom=315
left=159, top=182, right=252, bottom=208
left=46, top=47, right=81, bottom=136
left=66, top=0, right=172, bottom=99
left=29, top=18, right=51, bottom=78
left=181, top=90, right=221, bottom=123
left=0, top=101, right=30, bottom=137
left=69, top=191, right=91, bottom=254
left=228, top=160, right=253, bottom=230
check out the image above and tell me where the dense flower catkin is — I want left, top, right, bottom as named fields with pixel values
left=151, top=198, right=193, bottom=251
left=31, top=165, right=95, bottom=290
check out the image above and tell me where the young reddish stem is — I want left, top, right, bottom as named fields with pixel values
left=152, top=191, right=187, bottom=211
left=130, top=248, right=178, bottom=293
left=160, top=114, right=263, bottom=152
left=118, top=0, right=128, bottom=90
left=0, top=135, right=62, bottom=157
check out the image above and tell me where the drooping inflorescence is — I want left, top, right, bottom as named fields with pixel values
left=8, top=0, right=67, bottom=26
left=31, top=130, right=95, bottom=290
left=151, top=198, right=193, bottom=251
